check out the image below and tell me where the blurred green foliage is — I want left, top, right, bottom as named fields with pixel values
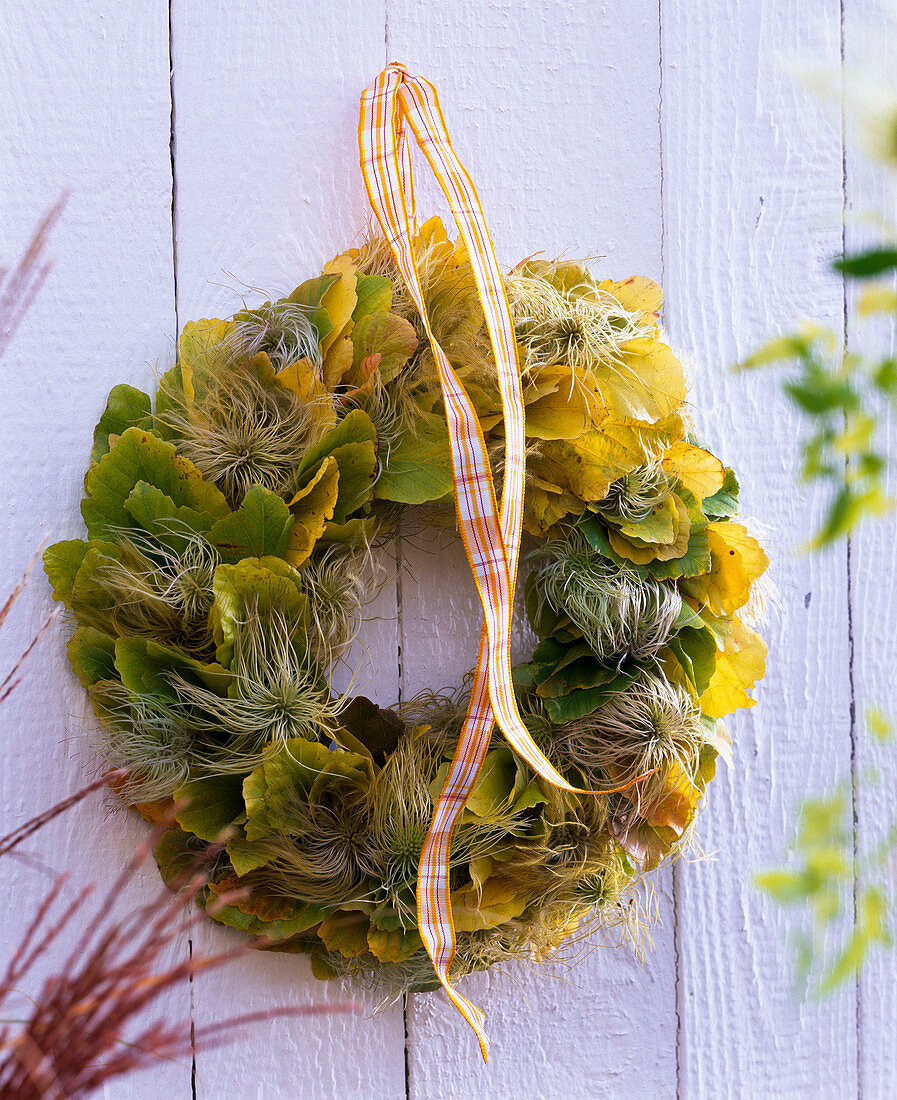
left=747, top=87, right=897, bottom=994
left=755, top=711, right=894, bottom=997
left=740, top=251, right=897, bottom=548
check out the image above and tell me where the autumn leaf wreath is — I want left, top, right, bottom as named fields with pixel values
left=44, top=218, right=768, bottom=993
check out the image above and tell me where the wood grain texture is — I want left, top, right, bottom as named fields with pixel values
left=2, top=2, right=890, bottom=1096
left=662, top=2, right=858, bottom=1096
left=0, top=4, right=187, bottom=1097
left=386, top=3, right=679, bottom=1096
left=168, top=4, right=406, bottom=1097
left=844, top=5, right=897, bottom=1099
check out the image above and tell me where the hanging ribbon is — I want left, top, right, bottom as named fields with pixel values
left=358, top=65, right=632, bottom=1060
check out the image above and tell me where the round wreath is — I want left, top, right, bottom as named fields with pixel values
left=44, top=217, right=768, bottom=997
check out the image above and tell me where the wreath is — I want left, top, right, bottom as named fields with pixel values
left=42, top=68, right=768, bottom=1048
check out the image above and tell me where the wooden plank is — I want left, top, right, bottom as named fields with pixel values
left=661, top=3, right=858, bottom=1095
left=385, top=4, right=679, bottom=1096
left=0, top=3, right=186, bottom=1097
left=843, top=4, right=897, bottom=1098
left=169, top=4, right=408, bottom=1096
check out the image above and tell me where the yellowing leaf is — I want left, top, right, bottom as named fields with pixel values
left=322, top=333, right=355, bottom=390
left=285, top=455, right=339, bottom=568
left=662, top=442, right=726, bottom=500
left=541, top=412, right=685, bottom=504
left=367, top=924, right=422, bottom=962
left=614, top=493, right=679, bottom=545
left=523, top=483, right=584, bottom=537
left=623, top=760, right=700, bottom=834
left=178, top=318, right=237, bottom=404
left=350, top=311, right=418, bottom=385
left=320, top=255, right=358, bottom=358
left=700, top=617, right=767, bottom=718
left=317, top=910, right=370, bottom=958
left=450, top=877, right=528, bottom=932
left=608, top=493, right=690, bottom=563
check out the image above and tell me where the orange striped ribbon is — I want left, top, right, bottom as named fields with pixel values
left=359, top=65, right=578, bottom=1060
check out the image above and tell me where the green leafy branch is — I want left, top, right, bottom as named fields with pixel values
left=755, top=709, right=895, bottom=998
left=740, top=248, right=897, bottom=547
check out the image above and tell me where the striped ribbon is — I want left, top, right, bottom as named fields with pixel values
left=358, top=65, right=578, bottom=1060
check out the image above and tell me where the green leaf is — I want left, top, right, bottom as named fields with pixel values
left=43, top=539, right=90, bottom=607
left=175, top=774, right=247, bottom=842
left=208, top=485, right=293, bottom=563
left=376, top=413, right=455, bottom=504
left=66, top=627, right=117, bottom=687
left=154, top=827, right=201, bottom=891
left=114, top=635, right=230, bottom=700
left=226, top=836, right=273, bottom=877
left=738, top=334, right=814, bottom=369
left=82, top=427, right=230, bottom=540
left=352, top=272, right=393, bottom=319
left=702, top=467, right=740, bottom=520
left=463, top=749, right=518, bottom=818
left=154, top=364, right=186, bottom=440
left=92, top=384, right=154, bottom=463
left=350, top=312, right=418, bottom=384
left=580, top=487, right=711, bottom=581
left=65, top=540, right=154, bottom=635
left=206, top=876, right=329, bottom=940
left=284, top=274, right=341, bottom=345
left=295, top=409, right=378, bottom=523
left=125, top=481, right=217, bottom=555
left=537, top=657, right=625, bottom=699
left=832, top=247, right=897, bottom=278
left=211, top=557, right=307, bottom=666
left=243, top=738, right=371, bottom=841
left=872, top=357, right=897, bottom=394
left=755, top=869, right=816, bottom=905
left=524, top=571, right=567, bottom=639
left=667, top=625, right=718, bottom=697
left=543, top=673, right=634, bottom=723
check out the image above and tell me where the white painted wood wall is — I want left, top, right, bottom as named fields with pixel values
left=1, top=2, right=894, bottom=1096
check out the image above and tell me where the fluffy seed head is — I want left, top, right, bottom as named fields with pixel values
left=598, top=460, right=673, bottom=523
left=531, top=529, right=682, bottom=662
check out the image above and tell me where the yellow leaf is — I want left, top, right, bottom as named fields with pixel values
left=469, top=856, right=494, bottom=892
left=858, top=285, right=897, bottom=316
left=700, top=617, right=767, bottom=718
left=638, top=760, right=701, bottom=833
left=680, top=522, right=768, bottom=616
left=320, top=255, right=358, bottom=358
left=322, top=332, right=355, bottom=390
left=284, top=455, right=339, bottom=568
left=523, top=364, right=598, bottom=440
left=523, top=483, right=585, bottom=537
left=661, top=442, right=725, bottom=500
left=591, top=337, right=687, bottom=422
left=597, top=275, right=663, bottom=314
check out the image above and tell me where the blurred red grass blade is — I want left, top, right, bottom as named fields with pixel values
left=0, top=193, right=68, bottom=357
